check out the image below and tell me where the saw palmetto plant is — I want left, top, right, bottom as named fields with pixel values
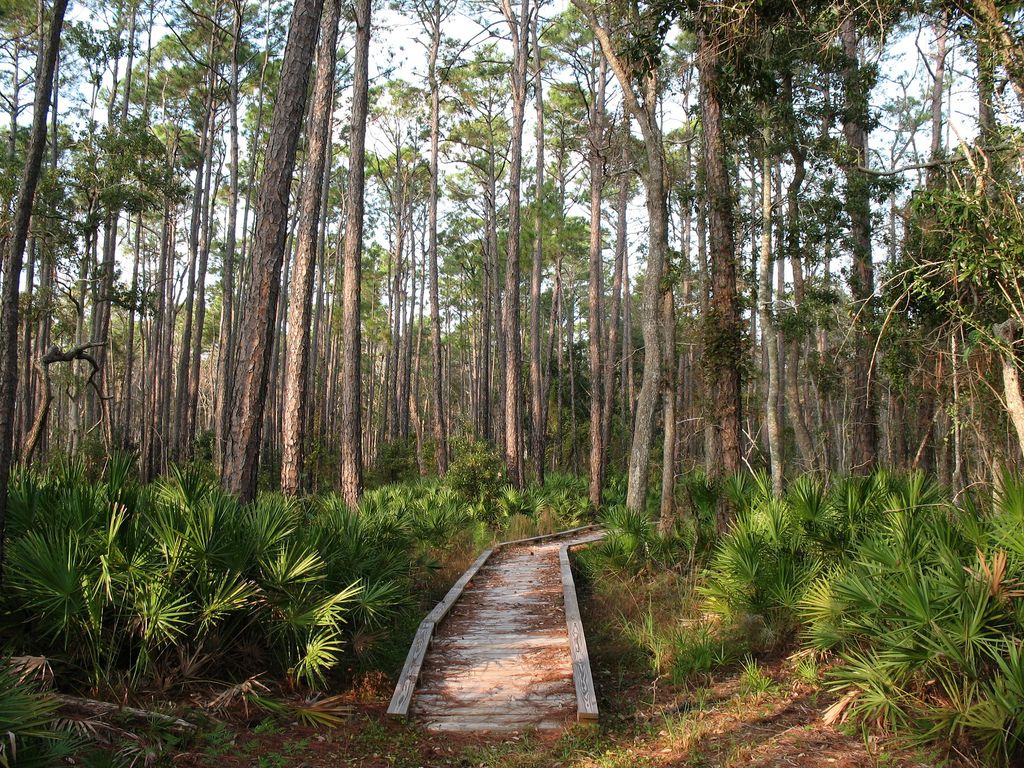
left=800, top=474, right=1024, bottom=765
left=0, top=659, right=76, bottom=768
left=1, top=457, right=417, bottom=693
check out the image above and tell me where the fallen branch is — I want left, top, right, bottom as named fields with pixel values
left=55, top=695, right=196, bottom=731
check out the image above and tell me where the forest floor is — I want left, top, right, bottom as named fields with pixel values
left=171, top=665, right=943, bottom=768
left=165, top=587, right=961, bottom=768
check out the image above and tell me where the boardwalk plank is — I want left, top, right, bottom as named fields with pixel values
left=390, top=527, right=603, bottom=729
left=424, top=548, right=494, bottom=625
left=386, top=622, right=435, bottom=716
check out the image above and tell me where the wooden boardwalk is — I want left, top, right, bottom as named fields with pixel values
left=388, top=527, right=603, bottom=732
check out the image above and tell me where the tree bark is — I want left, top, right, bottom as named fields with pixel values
left=601, top=129, right=629, bottom=476
left=176, top=33, right=218, bottom=460
left=216, top=0, right=244, bottom=470
left=841, top=16, right=877, bottom=473
left=586, top=53, right=606, bottom=508
left=530, top=19, right=547, bottom=486
left=424, top=0, right=449, bottom=475
left=221, top=0, right=326, bottom=501
left=340, top=0, right=371, bottom=507
left=187, top=149, right=219, bottom=451
left=758, top=153, right=782, bottom=495
left=658, top=285, right=677, bottom=533
left=698, top=15, right=743, bottom=500
left=963, top=0, right=1024, bottom=107
left=280, top=0, right=340, bottom=495
left=928, top=19, right=947, bottom=178
left=994, top=319, right=1024, bottom=461
left=575, top=1, right=669, bottom=513
left=500, top=0, right=529, bottom=488
left=781, top=74, right=816, bottom=471
left=0, top=0, right=68, bottom=580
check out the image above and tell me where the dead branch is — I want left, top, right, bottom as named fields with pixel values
left=21, top=341, right=109, bottom=465
left=55, top=695, right=196, bottom=730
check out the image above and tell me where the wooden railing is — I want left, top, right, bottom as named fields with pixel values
left=559, top=534, right=603, bottom=720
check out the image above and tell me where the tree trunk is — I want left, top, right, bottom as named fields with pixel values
left=176, top=41, right=217, bottom=460
left=781, top=74, right=816, bottom=471
left=425, top=0, right=448, bottom=475
left=966, top=0, right=1024, bottom=107
left=586, top=55, right=606, bottom=508
left=187, top=150, right=219, bottom=450
left=575, top=2, right=669, bottom=513
left=484, top=173, right=499, bottom=443
left=567, top=284, right=579, bottom=471
left=658, top=285, right=677, bottom=532
left=530, top=19, right=547, bottom=486
left=0, top=0, right=69, bottom=580
left=280, top=0, right=340, bottom=495
left=401, top=210, right=417, bottom=438
left=994, top=320, right=1024, bottom=461
left=696, top=189, right=717, bottom=473
left=758, top=153, right=782, bottom=496
left=216, top=0, right=243, bottom=471
left=601, top=130, right=629, bottom=476
left=698, top=15, right=743, bottom=502
left=841, top=16, right=877, bottom=473
left=928, top=19, right=947, bottom=178
left=500, top=0, right=529, bottom=488
left=339, top=0, right=371, bottom=507
left=221, top=0, right=326, bottom=501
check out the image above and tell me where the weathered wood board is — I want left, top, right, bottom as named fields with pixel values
left=388, top=526, right=604, bottom=730
left=559, top=533, right=605, bottom=721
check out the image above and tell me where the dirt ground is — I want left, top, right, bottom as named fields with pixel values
left=163, top=650, right=959, bottom=768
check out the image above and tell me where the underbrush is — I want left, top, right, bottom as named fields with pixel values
left=578, top=469, right=1024, bottom=764
left=0, top=449, right=602, bottom=747
left=0, top=451, right=603, bottom=764
left=0, top=659, right=77, bottom=767
left=702, top=470, right=1024, bottom=764
left=7, top=453, right=1024, bottom=765
left=575, top=501, right=735, bottom=695
left=2, top=456, right=422, bottom=693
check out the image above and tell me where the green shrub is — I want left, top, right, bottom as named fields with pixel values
left=702, top=500, right=821, bottom=649
left=530, top=473, right=592, bottom=528
left=2, top=460, right=413, bottom=691
left=579, top=504, right=684, bottom=575
left=443, top=439, right=505, bottom=504
left=495, top=485, right=534, bottom=522
left=702, top=470, right=910, bottom=651
left=800, top=474, right=1024, bottom=764
left=0, top=660, right=75, bottom=767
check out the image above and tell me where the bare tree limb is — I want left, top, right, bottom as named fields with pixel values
left=22, top=342, right=109, bottom=465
